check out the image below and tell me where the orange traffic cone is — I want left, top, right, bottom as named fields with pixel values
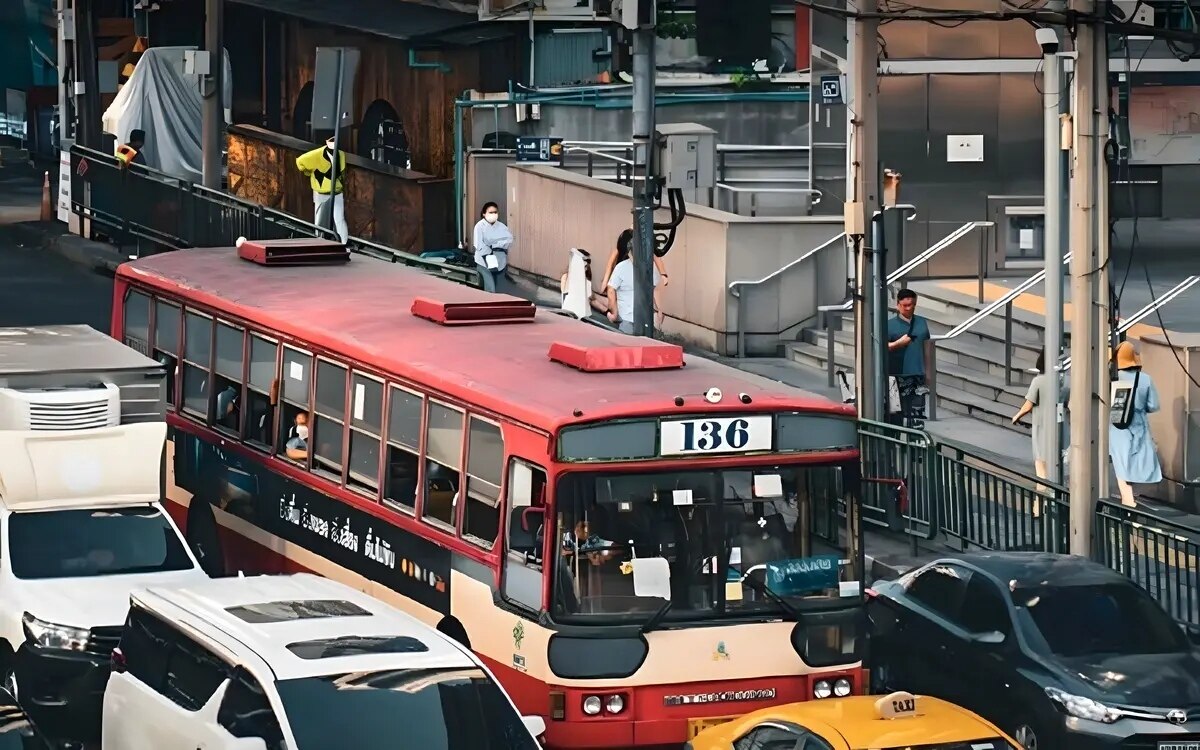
left=39, top=171, right=52, bottom=222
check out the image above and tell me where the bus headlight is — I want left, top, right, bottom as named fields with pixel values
left=606, top=694, right=625, bottom=714
left=582, top=695, right=602, bottom=716
left=813, top=680, right=833, bottom=699
left=833, top=678, right=852, bottom=697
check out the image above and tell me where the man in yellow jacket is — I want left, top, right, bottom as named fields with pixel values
left=295, top=136, right=349, bottom=243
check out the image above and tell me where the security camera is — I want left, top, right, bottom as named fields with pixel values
left=1035, top=27, right=1059, bottom=55
left=704, top=387, right=723, bottom=404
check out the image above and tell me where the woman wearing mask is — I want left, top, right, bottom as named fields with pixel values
left=472, top=201, right=514, bottom=293
left=1109, top=341, right=1162, bottom=507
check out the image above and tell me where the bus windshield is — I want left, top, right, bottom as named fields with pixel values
left=552, top=463, right=859, bottom=623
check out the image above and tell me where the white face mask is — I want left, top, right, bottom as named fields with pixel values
left=325, top=140, right=335, bottom=150
left=484, top=212, right=499, bottom=224
left=296, top=424, right=309, bottom=440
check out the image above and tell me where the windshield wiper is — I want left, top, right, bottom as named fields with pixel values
left=740, top=573, right=799, bottom=620
left=640, top=599, right=674, bottom=633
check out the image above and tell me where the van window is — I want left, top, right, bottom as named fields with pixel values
left=121, top=608, right=177, bottom=690
left=218, top=670, right=285, bottom=748
left=163, top=637, right=227, bottom=711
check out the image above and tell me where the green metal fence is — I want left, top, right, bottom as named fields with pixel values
left=857, top=421, right=1200, bottom=625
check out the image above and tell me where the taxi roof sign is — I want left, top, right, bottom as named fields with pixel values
left=874, top=691, right=919, bottom=720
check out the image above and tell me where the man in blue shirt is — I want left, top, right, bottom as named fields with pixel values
left=886, top=289, right=932, bottom=428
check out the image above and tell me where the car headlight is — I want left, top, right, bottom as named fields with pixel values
left=813, top=680, right=833, bottom=699
left=582, top=695, right=602, bottom=716
left=22, top=613, right=89, bottom=652
left=833, top=678, right=852, bottom=697
left=1045, top=686, right=1122, bottom=724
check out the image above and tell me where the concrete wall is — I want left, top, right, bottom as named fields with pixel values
left=504, top=164, right=845, bottom=355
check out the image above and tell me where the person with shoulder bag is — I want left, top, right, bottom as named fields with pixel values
left=1108, top=341, right=1162, bottom=507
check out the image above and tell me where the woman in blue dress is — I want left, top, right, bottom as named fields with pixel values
left=1109, top=341, right=1162, bottom=507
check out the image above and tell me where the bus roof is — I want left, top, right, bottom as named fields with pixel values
left=119, top=248, right=852, bottom=431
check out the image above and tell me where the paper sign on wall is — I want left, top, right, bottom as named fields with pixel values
left=353, top=383, right=365, bottom=421
left=1019, top=228, right=1035, bottom=250
left=288, top=362, right=303, bottom=381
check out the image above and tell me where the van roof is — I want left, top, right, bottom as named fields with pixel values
left=135, top=574, right=477, bottom=681
left=0, top=325, right=160, bottom=379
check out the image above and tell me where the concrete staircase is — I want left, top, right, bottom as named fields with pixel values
left=787, top=280, right=1060, bottom=431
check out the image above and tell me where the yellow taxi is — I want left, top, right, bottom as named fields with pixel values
left=687, top=691, right=1021, bottom=750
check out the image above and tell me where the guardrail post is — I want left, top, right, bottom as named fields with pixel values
left=1004, top=302, right=1014, bottom=386
left=826, top=312, right=837, bottom=388
left=927, top=343, right=938, bottom=421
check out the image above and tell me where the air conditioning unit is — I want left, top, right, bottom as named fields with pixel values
left=0, top=384, right=121, bottom=432
left=1112, top=0, right=1154, bottom=26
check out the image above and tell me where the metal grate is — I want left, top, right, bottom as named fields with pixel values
left=28, top=394, right=112, bottom=431
left=86, top=625, right=123, bottom=657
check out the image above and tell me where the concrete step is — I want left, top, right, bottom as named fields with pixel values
left=804, top=327, right=1036, bottom=387
left=785, top=340, right=1028, bottom=434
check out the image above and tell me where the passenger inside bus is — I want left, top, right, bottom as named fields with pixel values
left=285, top=413, right=310, bottom=461
left=553, top=467, right=851, bottom=620
left=215, top=385, right=239, bottom=431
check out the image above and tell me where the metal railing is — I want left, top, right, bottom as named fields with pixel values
left=557, top=140, right=823, bottom=216
left=818, top=220, right=993, bottom=387
left=924, top=252, right=1072, bottom=420
left=728, top=232, right=846, bottom=358
left=858, top=420, right=1200, bottom=624
left=1060, top=275, right=1200, bottom=371
left=69, top=145, right=482, bottom=287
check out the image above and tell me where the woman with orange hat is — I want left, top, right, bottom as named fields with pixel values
left=1109, top=340, right=1162, bottom=507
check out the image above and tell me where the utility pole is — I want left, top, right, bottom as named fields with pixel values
left=1041, top=40, right=1064, bottom=483
left=1067, top=0, right=1104, bottom=556
left=56, top=0, right=72, bottom=146
left=202, top=0, right=224, bottom=189
left=1094, top=35, right=1113, bottom=503
left=73, top=0, right=99, bottom=149
left=849, top=0, right=881, bottom=420
left=630, top=11, right=657, bottom=338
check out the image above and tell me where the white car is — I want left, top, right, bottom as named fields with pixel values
left=0, top=423, right=206, bottom=744
left=103, top=573, right=547, bottom=750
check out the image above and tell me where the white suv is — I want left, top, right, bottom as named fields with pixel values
left=103, top=573, right=547, bottom=750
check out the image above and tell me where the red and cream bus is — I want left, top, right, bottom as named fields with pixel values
left=112, top=240, right=868, bottom=749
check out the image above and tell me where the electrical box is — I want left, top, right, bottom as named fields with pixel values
left=184, top=50, right=211, bottom=77
left=611, top=0, right=656, bottom=30
left=655, top=123, right=716, bottom=191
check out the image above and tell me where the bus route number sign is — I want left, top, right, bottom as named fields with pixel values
left=660, top=416, right=773, bottom=456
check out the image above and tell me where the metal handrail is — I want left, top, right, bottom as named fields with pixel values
left=1059, top=275, right=1200, bottom=371
left=728, top=232, right=847, bottom=358
left=933, top=252, right=1072, bottom=342
left=818, top=219, right=987, bottom=314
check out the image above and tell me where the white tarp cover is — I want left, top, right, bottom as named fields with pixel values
left=101, top=46, right=232, bottom=182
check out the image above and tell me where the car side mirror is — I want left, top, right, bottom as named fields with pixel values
left=972, top=630, right=1006, bottom=646
left=522, top=715, right=546, bottom=739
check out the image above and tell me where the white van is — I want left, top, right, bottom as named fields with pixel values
left=103, top=573, right=546, bottom=750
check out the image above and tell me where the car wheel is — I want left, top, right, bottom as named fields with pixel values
left=1012, top=723, right=1038, bottom=750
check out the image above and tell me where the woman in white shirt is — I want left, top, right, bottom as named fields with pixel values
left=472, top=201, right=514, bottom=293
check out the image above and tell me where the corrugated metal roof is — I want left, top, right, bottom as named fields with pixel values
left=228, top=0, right=513, bottom=46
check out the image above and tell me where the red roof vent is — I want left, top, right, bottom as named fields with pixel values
left=411, top=296, right=536, bottom=326
left=237, top=238, right=350, bottom=266
left=548, top=341, right=684, bottom=372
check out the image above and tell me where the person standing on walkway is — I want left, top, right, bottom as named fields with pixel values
left=1011, top=351, right=1065, bottom=481
left=886, top=289, right=932, bottom=428
left=295, top=136, right=349, bottom=244
left=115, top=129, right=147, bottom=167
left=1109, top=341, right=1162, bottom=507
left=472, top=201, right=513, bottom=293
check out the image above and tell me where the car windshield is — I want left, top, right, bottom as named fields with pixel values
left=1015, top=582, right=1189, bottom=657
left=7, top=506, right=195, bottom=580
left=277, top=667, right=538, bottom=750
left=553, top=463, right=859, bottom=623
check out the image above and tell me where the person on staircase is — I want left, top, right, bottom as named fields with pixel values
left=886, top=289, right=932, bottom=429
left=295, top=135, right=349, bottom=244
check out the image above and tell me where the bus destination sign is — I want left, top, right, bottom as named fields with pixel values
left=659, top=415, right=773, bottom=456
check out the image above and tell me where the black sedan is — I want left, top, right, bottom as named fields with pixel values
left=866, top=552, right=1200, bottom=750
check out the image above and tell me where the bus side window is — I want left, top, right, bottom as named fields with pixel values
left=503, top=460, right=546, bottom=613
left=462, top=417, right=503, bottom=549
left=383, top=386, right=422, bottom=514
left=422, top=402, right=463, bottom=529
left=182, top=311, right=214, bottom=420
left=212, top=322, right=244, bottom=436
left=154, top=300, right=181, bottom=408
left=277, top=347, right=312, bottom=463
left=245, top=335, right=278, bottom=449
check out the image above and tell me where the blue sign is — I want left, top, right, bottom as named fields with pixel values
left=819, top=75, right=843, bottom=105
left=766, top=555, right=842, bottom=596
